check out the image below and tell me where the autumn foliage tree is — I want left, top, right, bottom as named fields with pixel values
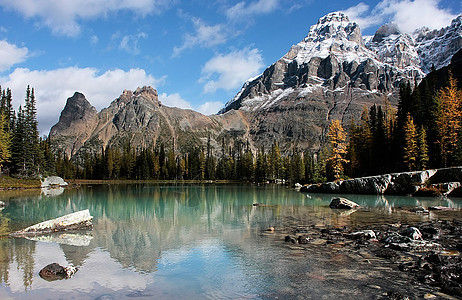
left=435, top=74, right=462, bottom=167
left=327, top=120, right=349, bottom=180
left=403, top=113, right=417, bottom=171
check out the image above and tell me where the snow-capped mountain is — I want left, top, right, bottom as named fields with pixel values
left=221, top=12, right=461, bottom=114
left=51, top=12, right=461, bottom=157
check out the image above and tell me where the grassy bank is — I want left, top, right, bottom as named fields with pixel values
left=0, top=176, right=41, bottom=189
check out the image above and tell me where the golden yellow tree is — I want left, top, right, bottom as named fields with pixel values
left=327, top=120, right=349, bottom=180
left=436, top=74, right=462, bottom=167
left=403, top=113, right=417, bottom=171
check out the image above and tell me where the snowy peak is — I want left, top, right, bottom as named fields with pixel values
left=372, top=23, right=401, bottom=43
left=366, top=23, right=420, bottom=70
left=413, top=15, right=462, bottom=73
left=221, top=12, right=461, bottom=116
left=284, top=11, right=370, bottom=65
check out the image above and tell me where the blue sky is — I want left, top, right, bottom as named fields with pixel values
left=0, top=0, right=459, bottom=135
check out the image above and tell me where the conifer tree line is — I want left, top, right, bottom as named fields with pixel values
left=345, top=72, right=462, bottom=179
left=0, top=71, right=460, bottom=183
left=0, top=86, right=53, bottom=178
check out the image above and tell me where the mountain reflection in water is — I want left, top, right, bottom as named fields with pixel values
left=0, top=184, right=460, bottom=299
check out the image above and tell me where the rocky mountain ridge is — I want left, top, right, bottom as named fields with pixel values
left=221, top=12, right=461, bottom=114
left=50, top=12, right=461, bottom=157
left=50, top=86, right=253, bottom=157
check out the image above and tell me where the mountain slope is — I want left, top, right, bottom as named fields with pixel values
left=50, top=12, right=461, bottom=156
left=215, top=12, right=461, bottom=151
left=50, top=87, right=253, bottom=158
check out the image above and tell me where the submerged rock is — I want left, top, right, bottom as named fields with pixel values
left=329, top=197, right=360, bottom=209
left=39, top=263, right=78, bottom=280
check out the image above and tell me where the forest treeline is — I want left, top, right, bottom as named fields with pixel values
left=0, top=71, right=460, bottom=183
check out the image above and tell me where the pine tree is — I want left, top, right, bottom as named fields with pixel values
left=11, top=106, right=26, bottom=175
left=326, top=120, right=349, bottom=180
left=403, top=114, right=418, bottom=171
left=417, top=126, right=429, bottom=170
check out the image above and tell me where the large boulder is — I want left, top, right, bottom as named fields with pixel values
left=39, top=263, right=77, bottom=281
left=385, top=170, right=437, bottom=195
left=10, top=209, right=93, bottom=236
left=41, top=176, right=68, bottom=188
left=340, top=174, right=392, bottom=194
left=329, top=197, right=360, bottom=209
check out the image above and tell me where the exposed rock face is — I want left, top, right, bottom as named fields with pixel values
left=50, top=12, right=461, bottom=156
left=50, top=87, right=253, bottom=157
left=50, top=92, right=99, bottom=157
left=218, top=12, right=461, bottom=151
left=300, top=167, right=461, bottom=196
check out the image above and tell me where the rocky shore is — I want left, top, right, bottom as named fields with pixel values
left=282, top=215, right=462, bottom=298
left=300, top=167, right=462, bottom=196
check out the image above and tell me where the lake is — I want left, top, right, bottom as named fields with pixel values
left=0, top=184, right=461, bottom=299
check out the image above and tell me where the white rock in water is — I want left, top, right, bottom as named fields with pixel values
left=11, top=209, right=93, bottom=235
left=41, top=176, right=68, bottom=188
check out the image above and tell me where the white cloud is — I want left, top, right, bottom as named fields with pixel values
left=0, top=0, right=175, bottom=37
left=0, top=67, right=162, bottom=135
left=341, top=3, right=381, bottom=29
left=0, top=40, right=28, bottom=71
left=374, top=0, right=457, bottom=32
left=158, top=92, right=192, bottom=109
left=226, top=0, right=278, bottom=20
left=172, top=18, right=228, bottom=57
left=90, top=35, right=99, bottom=45
left=200, top=47, right=264, bottom=94
left=119, top=32, right=148, bottom=55
left=197, top=101, right=224, bottom=115
left=344, top=0, right=457, bottom=33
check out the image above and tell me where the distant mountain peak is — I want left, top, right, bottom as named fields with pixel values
left=372, top=22, right=401, bottom=43
left=284, top=11, right=367, bottom=66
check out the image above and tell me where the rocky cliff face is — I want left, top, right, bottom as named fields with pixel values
left=218, top=12, right=461, bottom=151
left=50, top=87, right=252, bottom=158
left=50, top=12, right=461, bottom=157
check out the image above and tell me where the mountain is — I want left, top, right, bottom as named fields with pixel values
left=50, top=12, right=461, bottom=157
left=50, top=87, right=253, bottom=158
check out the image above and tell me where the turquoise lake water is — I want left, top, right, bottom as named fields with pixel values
left=0, top=184, right=461, bottom=299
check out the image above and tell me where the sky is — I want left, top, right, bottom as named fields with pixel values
left=0, top=0, right=459, bottom=135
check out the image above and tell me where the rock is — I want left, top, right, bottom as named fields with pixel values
left=428, top=206, right=454, bottom=211
left=297, top=235, right=310, bottom=244
left=39, top=263, right=78, bottom=280
left=408, top=206, right=429, bottom=214
left=41, top=176, right=68, bottom=188
left=0, top=201, right=4, bottom=207
left=329, top=197, right=360, bottom=209
left=300, top=167, right=462, bottom=196
left=10, top=209, right=93, bottom=236
left=294, top=183, right=302, bottom=190
left=400, top=227, right=422, bottom=240
left=350, top=230, right=377, bottom=240
left=285, top=235, right=297, bottom=243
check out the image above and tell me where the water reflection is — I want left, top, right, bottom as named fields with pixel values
left=0, top=184, right=460, bottom=298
